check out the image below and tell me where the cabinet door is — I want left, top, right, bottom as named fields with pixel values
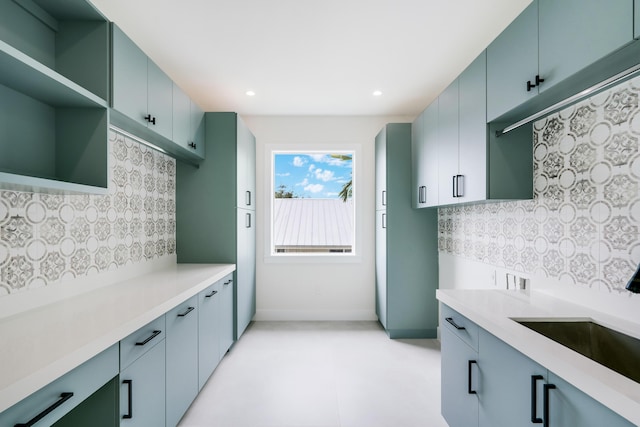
left=422, top=100, right=439, bottom=207
left=437, top=79, right=459, bottom=206
left=486, top=1, right=538, bottom=121
left=190, top=100, right=205, bottom=159
left=375, top=127, right=387, bottom=210
left=172, top=83, right=191, bottom=151
left=375, top=210, right=387, bottom=328
left=458, top=51, right=487, bottom=203
left=112, top=25, right=147, bottom=128
left=636, top=0, right=640, bottom=39
left=166, top=296, right=199, bottom=427
left=441, top=326, right=479, bottom=427
left=478, top=329, right=546, bottom=427
left=198, top=281, right=221, bottom=390
left=236, top=116, right=256, bottom=209
left=547, top=372, right=634, bottom=427
left=538, top=0, right=633, bottom=93
left=219, top=274, right=235, bottom=358
left=411, top=109, right=424, bottom=208
left=236, top=209, right=256, bottom=339
left=147, top=59, right=173, bottom=139
left=120, top=340, right=166, bottom=427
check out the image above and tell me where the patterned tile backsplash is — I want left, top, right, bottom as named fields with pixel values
left=439, top=75, right=640, bottom=293
left=0, top=130, right=176, bottom=296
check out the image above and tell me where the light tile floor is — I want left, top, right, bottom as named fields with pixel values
left=178, top=321, right=449, bottom=427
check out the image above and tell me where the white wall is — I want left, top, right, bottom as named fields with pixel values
left=244, top=115, right=412, bottom=321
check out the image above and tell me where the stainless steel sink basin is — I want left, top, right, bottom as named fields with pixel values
left=515, top=319, right=640, bottom=384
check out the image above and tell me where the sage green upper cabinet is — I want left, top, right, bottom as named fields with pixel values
left=636, top=0, right=640, bottom=39
left=112, top=25, right=172, bottom=140
left=236, top=116, right=256, bottom=209
left=538, top=0, right=633, bottom=94
left=458, top=51, right=488, bottom=204
left=375, top=127, right=388, bottom=211
left=112, top=25, right=147, bottom=128
left=486, top=1, right=538, bottom=122
left=487, top=0, right=634, bottom=122
left=437, top=79, right=459, bottom=206
left=412, top=101, right=439, bottom=208
left=173, top=84, right=205, bottom=159
left=411, top=109, right=425, bottom=208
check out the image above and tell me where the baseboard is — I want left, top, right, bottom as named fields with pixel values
left=253, top=309, right=378, bottom=321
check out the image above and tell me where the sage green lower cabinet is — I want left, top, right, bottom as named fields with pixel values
left=440, top=304, right=635, bottom=427
left=220, top=274, right=235, bottom=358
left=53, top=377, right=118, bottom=427
left=120, top=340, right=166, bottom=427
left=166, top=296, right=199, bottom=427
left=0, top=345, right=118, bottom=427
left=198, top=280, right=222, bottom=390
left=636, top=0, right=640, bottom=39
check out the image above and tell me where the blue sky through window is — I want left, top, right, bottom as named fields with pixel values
left=273, top=152, right=353, bottom=199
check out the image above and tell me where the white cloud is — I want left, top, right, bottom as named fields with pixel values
left=276, top=172, right=291, bottom=177
left=304, top=184, right=324, bottom=193
left=314, top=168, right=335, bottom=182
left=325, top=192, right=339, bottom=197
left=309, top=154, right=326, bottom=162
left=293, top=156, right=307, bottom=167
left=308, top=164, right=316, bottom=172
left=296, top=178, right=309, bottom=186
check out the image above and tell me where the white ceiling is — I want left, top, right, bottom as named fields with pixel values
left=89, top=0, right=532, bottom=117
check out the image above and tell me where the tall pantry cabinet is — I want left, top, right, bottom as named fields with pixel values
left=176, top=112, right=256, bottom=340
left=375, top=124, right=439, bottom=338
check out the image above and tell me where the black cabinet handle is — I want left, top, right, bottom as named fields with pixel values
left=122, top=380, right=133, bottom=419
left=15, top=392, right=74, bottom=427
left=382, top=190, right=386, bottom=206
left=135, top=330, right=161, bottom=346
left=144, top=114, right=156, bottom=125
left=205, top=290, right=218, bottom=298
left=224, top=280, right=232, bottom=286
left=468, top=360, right=478, bottom=394
left=246, top=212, right=252, bottom=228
left=531, top=375, right=544, bottom=424
left=453, top=175, right=464, bottom=198
left=445, top=317, right=465, bottom=330
left=177, top=306, right=195, bottom=317
left=543, top=383, right=556, bottom=427
left=536, top=75, right=545, bottom=86
left=382, top=213, right=386, bottom=229
left=188, top=142, right=196, bottom=150
left=246, top=190, right=252, bottom=206
left=452, top=175, right=456, bottom=197
left=527, top=80, right=536, bottom=91
left=419, top=186, right=426, bottom=204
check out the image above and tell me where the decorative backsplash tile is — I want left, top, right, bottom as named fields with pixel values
left=439, top=75, right=640, bottom=293
left=0, top=130, right=176, bottom=296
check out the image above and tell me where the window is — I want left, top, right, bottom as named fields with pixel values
left=270, top=151, right=355, bottom=256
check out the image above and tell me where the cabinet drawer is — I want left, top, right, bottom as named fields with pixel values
left=0, top=344, right=119, bottom=427
left=120, top=315, right=166, bottom=370
left=440, top=304, right=479, bottom=351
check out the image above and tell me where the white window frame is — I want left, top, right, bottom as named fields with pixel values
left=264, top=143, right=362, bottom=264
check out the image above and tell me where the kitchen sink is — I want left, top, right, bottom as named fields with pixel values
left=515, top=319, right=640, bottom=384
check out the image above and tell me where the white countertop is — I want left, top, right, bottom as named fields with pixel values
left=0, top=263, right=235, bottom=413
left=436, top=289, right=640, bottom=426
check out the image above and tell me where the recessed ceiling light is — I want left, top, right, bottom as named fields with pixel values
left=373, top=90, right=383, bottom=97
left=246, top=90, right=256, bottom=97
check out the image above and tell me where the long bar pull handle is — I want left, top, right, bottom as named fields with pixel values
left=205, top=290, right=218, bottom=298
left=135, top=330, right=161, bottom=346
left=445, top=317, right=465, bottom=330
left=122, top=380, right=133, bottom=419
left=468, top=360, right=478, bottom=394
left=177, top=306, right=195, bottom=317
left=531, top=375, right=544, bottom=423
left=455, top=175, right=464, bottom=197
left=419, top=186, right=427, bottom=204
left=382, top=213, right=386, bottom=229
left=15, top=392, right=74, bottom=427
left=246, top=190, right=251, bottom=206
left=543, top=383, right=556, bottom=427
left=381, top=190, right=386, bottom=206
left=246, top=212, right=252, bottom=228
left=452, top=175, right=456, bottom=198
